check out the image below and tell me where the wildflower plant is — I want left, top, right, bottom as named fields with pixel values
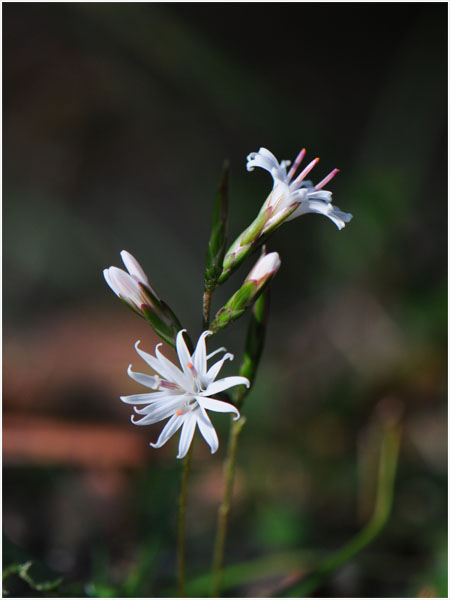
left=104, top=146, right=357, bottom=596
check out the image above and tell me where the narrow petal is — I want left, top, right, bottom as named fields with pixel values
left=192, top=330, right=212, bottom=376
left=127, top=364, right=160, bottom=389
left=196, top=396, right=240, bottom=420
left=103, top=268, right=120, bottom=296
left=196, top=407, right=219, bottom=454
left=291, top=199, right=353, bottom=230
left=202, top=376, right=250, bottom=397
left=120, top=391, right=173, bottom=405
left=135, top=341, right=188, bottom=388
left=131, top=395, right=185, bottom=422
left=246, top=148, right=288, bottom=183
left=127, top=391, right=183, bottom=410
left=306, top=190, right=333, bottom=204
left=176, top=329, right=193, bottom=375
left=120, top=250, right=150, bottom=286
left=205, top=353, right=234, bottom=385
left=154, top=343, right=191, bottom=388
left=151, top=414, right=184, bottom=448
left=206, top=347, right=227, bottom=360
left=177, top=413, right=197, bottom=459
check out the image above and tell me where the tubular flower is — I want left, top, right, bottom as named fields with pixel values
left=121, top=330, right=250, bottom=458
left=246, top=147, right=353, bottom=232
left=219, top=147, right=352, bottom=283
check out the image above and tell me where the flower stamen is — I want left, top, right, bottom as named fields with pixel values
left=287, top=147, right=306, bottom=180
left=293, top=157, right=320, bottom=185
left=315, top=168, right=340, bottom=190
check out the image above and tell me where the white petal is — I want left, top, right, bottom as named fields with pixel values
left=196, top=396, right=240, bottom=420
left=128, top=391, right=182, bottom=410
left=120, top=250, right=150, bottom=285
left=177, top=413, right=197, bottom=459
left=154, top=343, right=191, bottom=388
left=192, top=330, right=212, bottom=376
left=131, top=395, right=185, bottom=423
left=291, top=199, right=353, bottom=230
left=205, top=353, right=233, bottom=385
left=108, top=267, right=143, bottom=306
left=202, top=376, right=250, bottom=396
left=246, top=148, right=288, bottom=183
left=127, top=364, right=160, bottom=389
left=176, top=329, right=193, bottom=375
left=120, top=391, right=172, bottom=405
left=196, top=407, right=219, bottom=454
left=135, top=341, right=188, bottom=389
left=103, top=268, right=120, bottom=297
left=306, top=190, right=333, bottom=204
left=151, top=413, right=184, bottom=448
left=206, top=347, right=227, bottom=360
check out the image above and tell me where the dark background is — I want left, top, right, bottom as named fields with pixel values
left=3, top=2, right=447, bottom=597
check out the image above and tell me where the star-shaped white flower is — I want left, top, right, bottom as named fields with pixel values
left=121, top=330, right=250, bottom=458
left=247, top=147, right=353, bottom=231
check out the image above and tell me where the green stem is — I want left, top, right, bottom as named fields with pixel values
left=202, top=288, right=213, bottom=331
left=177, top=449, right=193, bottom=597
left=285, top=418, right=402, bottom=597
left=211, top=416, right=246, bottom=597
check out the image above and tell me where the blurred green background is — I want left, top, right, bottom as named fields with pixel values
left=3, top=2, right=447, bottom=597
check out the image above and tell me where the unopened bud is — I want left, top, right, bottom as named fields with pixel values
left=245, top=251, right=281, bottom=294
left=104, top=250, right=182, bottom=347
left=210, top=251, right=280, bottom=332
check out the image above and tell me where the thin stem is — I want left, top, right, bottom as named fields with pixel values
left=211, top=416, right=246, bottom=597
left=177, top=449, right=193, bottom=598
left=284, top=417, right=402, bottom=597
left=202, top=288, right=213, bottom=330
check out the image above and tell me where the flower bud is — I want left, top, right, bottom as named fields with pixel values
left=245, top=251, right=281, bottom=294
left=104, top=250, right=160, bottom=315
left=210, top=251, right=280, bottom=332
left=104, top=250, right=183, bottom=347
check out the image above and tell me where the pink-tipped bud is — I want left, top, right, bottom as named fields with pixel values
left=246, top=251, right=281, bottom=293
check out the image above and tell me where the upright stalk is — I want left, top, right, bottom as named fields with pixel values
left=211, top=416, right=246, bottom=597
left=177, top=448, right=193, bottom=597
left=202, top=289, right=213, bottom=331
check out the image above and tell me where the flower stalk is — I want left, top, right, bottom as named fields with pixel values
left=177, top=448, right=193, bottom=597
left=211, top=416, right=247, bottom=598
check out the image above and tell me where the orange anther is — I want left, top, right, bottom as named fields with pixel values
left=187, top=362, right=193, bottom=369
left=176, top=409, right=183, bottom=416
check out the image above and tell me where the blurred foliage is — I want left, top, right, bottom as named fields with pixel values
left=3, top=2, right=447, bottom=598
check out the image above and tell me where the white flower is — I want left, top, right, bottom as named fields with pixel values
left=247, top=147, right=353, bottom=231
left=104, top=250, right=159, bottom=314
left=121, top=330, right=250, bottom=458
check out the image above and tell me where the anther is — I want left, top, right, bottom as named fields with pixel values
left=186, top=362, right=199, bottom=377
